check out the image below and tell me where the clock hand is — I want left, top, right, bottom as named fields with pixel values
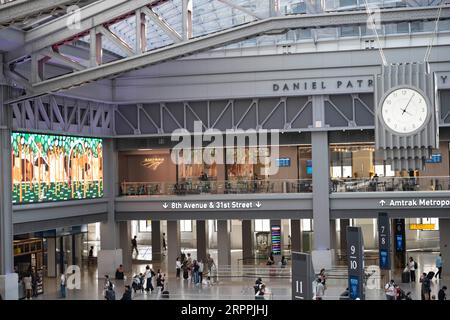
left=402, top=93, right=415, bottom=115
left=399, top=108, right=412, bottom=116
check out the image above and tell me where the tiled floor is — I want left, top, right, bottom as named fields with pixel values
left=30, top=251, right=446, bottom=300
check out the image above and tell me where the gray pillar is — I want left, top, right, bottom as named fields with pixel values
left=167, top=220, right=180, bottom=274
left=0, top=85, right=18, bottom=300
left=98, top=139, right=122, bottom=278
left=217, top=220, right=231, bottom=267
left=46, top=238, right=56, bottom=277
left=290, top=219, right=302, bottom=253
left=196, top=220, right=207, bottom=262
left=74, top=234, right=83, bottom=267
left=330, top=219, right=337, bottom=250
left=119, top=221, right=132, bottom=273
left=0, top=87, right=13, bottom=275
left=242, top=220, right=254, bottom=263
left=151, top=220, right=161, bottom=261
left=311, top=131, right=330, bottom=250
left=340, top=219, right=350, bottom=256
left=439, top=219, right=450, bottom=278
left=311, top=127, right=332, bottom=269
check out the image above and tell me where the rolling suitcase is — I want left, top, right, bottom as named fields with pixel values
left=402, top=271, right=410, bottom=283
left=162, top=290, right=169, bottom=298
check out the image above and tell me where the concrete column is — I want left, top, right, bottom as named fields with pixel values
left=339, top=219, right=350, bottom=259
left=151, top=220, right=161, bottom=261
left=290, top=220, right=302, bottom=253
left=119, top=221, right=132, bottom=273
left=46, top=238, right=56, bottom=277
left=167, top=220, right=180, bottom=275
left=0, top=85, right=18, bottom=300
left=98, top=139, right=122, bottom=279
left=242, top=220, right=254, bottom=263
left=311, top=128, right=332, bottom=270
left=439, top=219, right=450, bottom=278
left=217, top=220, right=231, bottom=267
left=74, top=234, right=83, bottom=267
left=196, top=220, right=207, bottom=261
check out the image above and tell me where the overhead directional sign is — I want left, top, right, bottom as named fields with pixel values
left=291, top=252, right=315, bottom=300
left=347, top=226, right=365, bottom=300
left=378, top=212, right=391, bottom=270
left=161, top=200, right=263, bottom=210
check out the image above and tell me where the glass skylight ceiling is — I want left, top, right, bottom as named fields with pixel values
left=79, top=0, right=445, bottom=57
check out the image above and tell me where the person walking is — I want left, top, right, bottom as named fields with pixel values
left=176, top=257, right=182, bottom=279
left=198, top=260, right=204, bottom=284
left=144, top=265, right=154, bottom=293
left=105, top=284, right=116, bottom=300
left=315, top=278, right=325, bottom=300
left=435, top=254, right=443, bottom=280
left=120, top=285, right=132, bottom=300
left=420, top=272, right=431, bottom=300
left=131, top=236, right=138, bottom=256
left=438, top=286, right=447, bottom=301
left=60, top=272, right=67, bottom=299
left=23, top=273, right=32, bottom=300
left=162, top=233, right=167, bottom=255
left=385, top=280, right=396, bottom=300
left=408, top=257, right=417, bottom=282
left=193, top=260, right=200, bottom=285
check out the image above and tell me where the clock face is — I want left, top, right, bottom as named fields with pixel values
left=381, top=87, right=429, bottom=134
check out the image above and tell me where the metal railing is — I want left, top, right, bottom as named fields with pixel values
left=331, top=176, right=450, bottom=192
left=119, top=179, right=313, bottom=196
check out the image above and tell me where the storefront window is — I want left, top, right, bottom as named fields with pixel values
left=330, top=144, right=375, bottom=178
left=302, top=219, right=313, bottom=232
left=298, top=146, right=312, bottom=180
left=178, top=149, right=218, bottom=181
left=226, top=147, right=269, bottom=181
left=138, top=221, right=152, bottom=232
left=180, top=220, right=192, bottom=232
left=255, top=219, right=270, bottom=232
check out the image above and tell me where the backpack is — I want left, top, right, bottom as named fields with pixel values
left=414, top=261, right=418, bottom=269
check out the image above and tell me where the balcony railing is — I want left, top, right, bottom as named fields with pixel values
left=119, top=176, right=450, bottom=196
left=119, top=179, right=313, bottom=196
left=331, top=176, right=450, bottom=192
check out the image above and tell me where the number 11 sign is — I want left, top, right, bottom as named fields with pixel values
left=346, top=226, right=365, bottom=300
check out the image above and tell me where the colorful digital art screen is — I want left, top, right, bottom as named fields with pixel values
left=11, top=132, right=103, bottom=204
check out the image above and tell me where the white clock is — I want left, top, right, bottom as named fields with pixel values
left=380, top=87, right=429, bottom=134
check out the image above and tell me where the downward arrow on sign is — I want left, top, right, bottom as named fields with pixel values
left=256, top=202, right=262, bottom=208
left=163, top=203, right=168, bottom=209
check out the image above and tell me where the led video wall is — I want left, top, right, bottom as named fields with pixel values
left=11, top=132, right=103, bottom=204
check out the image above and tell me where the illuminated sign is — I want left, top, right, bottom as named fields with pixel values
left=409, top=224, right=436, bottom=230
left=141, top=157, right=165, bottom=170
left=271, top=226, right=281, bottom=255
left=11, top=132, right=103, bottom=204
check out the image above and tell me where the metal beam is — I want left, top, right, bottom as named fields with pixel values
left=97, top=26, right=134, bottom=57
left=0, top=0, right=77, bottom=25
left=10, top=6, right=450, bottom=102
left=141, top=6, right=182, bottom=43
left=43, top=49, right=87, bottom=71
left=217, top=0, right=265, bottom=20
left=25, top=0, right=163, bottom=53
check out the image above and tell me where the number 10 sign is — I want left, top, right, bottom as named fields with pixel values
left=346, top=226, right=365, bottom=300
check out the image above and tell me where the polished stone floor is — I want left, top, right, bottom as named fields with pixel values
left=30, top=251, right=446, bottom=300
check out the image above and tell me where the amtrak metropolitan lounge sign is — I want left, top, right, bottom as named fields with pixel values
left=162, top=201, right=263, bottom=210
left=379, top=198, right=450, bottom=208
